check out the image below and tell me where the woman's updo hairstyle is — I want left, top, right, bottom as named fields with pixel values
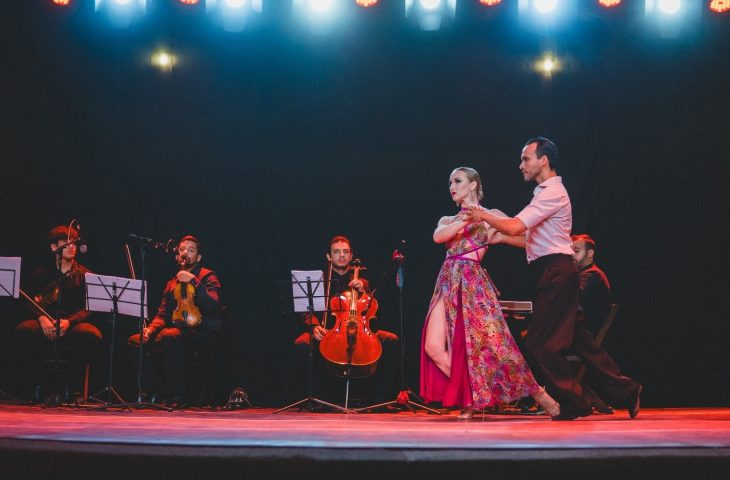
left=452, top=167, right=484, bottom=204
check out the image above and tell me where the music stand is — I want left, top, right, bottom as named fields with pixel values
left=85, top=273, right=146, bottom=410
left=0, top=257, right=22, bottom=402
left=274, top=270, right=354, bottom=414
left=354, top=253, right=440, bottom=414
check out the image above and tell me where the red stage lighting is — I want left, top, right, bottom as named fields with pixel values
left=479, top=0, right=503, bottom=6
left=356, top=0, right=378, bottom=7
left=598, top=0, right=622, bottom=7
left=51, top=0, right=71, bottom=5
left=709, top=0, right=730, bottom=13
left=178, top=0, right=199, bottom=4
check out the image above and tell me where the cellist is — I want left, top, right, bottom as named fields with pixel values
left=128, top=235, right=222, bottom=408
left=293, top=236, right=398, bottom=406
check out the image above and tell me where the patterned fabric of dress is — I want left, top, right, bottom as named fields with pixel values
left=420, top=217, right=539, bottom=409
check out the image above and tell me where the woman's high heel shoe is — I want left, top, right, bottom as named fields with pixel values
left=457, top=406, right=474, bottom=420
left=533, top=387, right=560, bottom=418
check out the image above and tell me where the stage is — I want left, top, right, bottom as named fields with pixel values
left=1, top=404, right=729, bottom=479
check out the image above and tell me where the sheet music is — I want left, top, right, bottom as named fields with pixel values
left=291, top=270, right=325, bottom=313
left=85, top=273, right=147, bottom=318
left=0, top=257, right=21, bottom=298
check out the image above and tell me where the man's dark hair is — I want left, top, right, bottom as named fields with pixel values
left=179, top=235, right=202, bottom=254
left=48, top=225, right=79, bottom=244
left=571, top=234, right=596, bottom=251
left=525, top=136, right=559, bottom=171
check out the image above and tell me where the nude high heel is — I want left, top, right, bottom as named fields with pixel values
left=457, top=406, right=474, bottom=420
left=533, top=387, right=560, bottom=418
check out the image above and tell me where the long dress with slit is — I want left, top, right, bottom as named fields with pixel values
left=419, top=216, right=541, bottom=409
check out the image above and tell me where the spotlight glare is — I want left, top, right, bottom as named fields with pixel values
left=419, top=0, right=441, bottom=11
left=113, top=0, right=131, bottom=4
left=598, top=0, right=622, bottom=7
left=310, top=0, right=334, bottom=12
left=534, top=0, right=558, bottom=14
left=150, top=50, right=177, bottom=72
left=225, top=0, right=247, bottom=8
left=356, top=0, right=378, bottom=7
left=479, top=0, right=502, bottom=5
left=709, top=0, right=730, bottom=13
left=178, top=0, right=199, bottom=5
left=534, top=53, right=561, bottom=79
left=52, top=0, right=71, bottom=5
left=657, top=0, right=681, bottom=15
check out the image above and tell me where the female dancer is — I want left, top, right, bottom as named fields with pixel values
left=420, top=167, right=560, bottom=419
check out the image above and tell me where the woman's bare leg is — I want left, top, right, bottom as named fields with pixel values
left=424, top=297, right=451, bottom=378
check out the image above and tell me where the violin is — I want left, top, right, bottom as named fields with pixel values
left=319, top=259, right=382, bottom=378
left=171, top=255, right=202, bottom=327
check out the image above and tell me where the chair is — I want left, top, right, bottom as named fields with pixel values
left=40, top=342, right=91, bottom=404
left=566, top=303, right=620, bottom=413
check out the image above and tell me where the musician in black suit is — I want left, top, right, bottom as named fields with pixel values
left=293, top=236, right=398, bottom=407
left=571, top=234, right=611, bottom=337
left=14, top=224, right=102, bottom=403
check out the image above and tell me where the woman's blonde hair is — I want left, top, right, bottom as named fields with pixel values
left=452, top=167, right=484, bottom=205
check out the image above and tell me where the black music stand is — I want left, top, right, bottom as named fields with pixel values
left=274, top=270, right=354, bottom=414
left=127, top=240, right=172, bottom=412
left=85, top=273, right=145, bottom=410
left=355, top=252, right=439, bottom=414
left=0, top=257, right=22, bottom=403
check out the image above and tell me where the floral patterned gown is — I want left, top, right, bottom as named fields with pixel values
left=419, top=215, right=540, bottom=409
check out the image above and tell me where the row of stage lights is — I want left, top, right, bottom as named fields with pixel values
left=48, top=1, right=730, bottom=32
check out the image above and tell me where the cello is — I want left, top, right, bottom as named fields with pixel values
left=319, top=259, right=382, bottom=378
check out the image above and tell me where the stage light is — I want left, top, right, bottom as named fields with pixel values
left=533, top=0, right=557, bottom=14
left=94, top=0, right=147, bottom=29
left=178, top=0, right=199, bottom=4
left=533, top=53, right=561, bottom=79
left=644, top=0, right=701, bottom=38
left=405, top=0, right=456, bottom=31
left=709, top=0, right=730, bottom=13
left=598, top=0, right=622, bottom=7
left=150, top=49, right=177, bottom=72
left=657, top=0, right=681, bottom=15
left=518, top=0, right=576, bottom=28
left=292, top=0, right=349, bottom=34
left=207, top=0, right=261, bottom=32
left=224, top=0, right=246, bottom=8
left=51, top=0, right=71, bottom=6
left=311, top=0, right=335, bottom=11
left=479, top=0, right=503, bottom=6
left=419, top=0, right=442, bottom=10
left=355, top=0, right=378, bottom=7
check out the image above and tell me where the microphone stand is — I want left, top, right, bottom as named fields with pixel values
left=121, top=237, right=173, bottom=412
left=355, top=251, right=439, bottom=414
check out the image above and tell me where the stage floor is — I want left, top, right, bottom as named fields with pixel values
left=2, top=404, right=730, bottom=479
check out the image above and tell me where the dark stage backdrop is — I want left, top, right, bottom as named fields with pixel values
left=2, top=2, right=729, bottom=407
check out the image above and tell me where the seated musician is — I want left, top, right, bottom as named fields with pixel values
left=571, top=234, right=611, bottom=337
left=128, top=235, right=222, bottom=408
left=14, top=224, right=102, bottom=404
left=294, top=235, right=398, bottom=406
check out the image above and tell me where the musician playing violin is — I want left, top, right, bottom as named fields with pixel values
left=128, top=235, right=222, bottom=408
left=14, top=224, right=102, bottom=404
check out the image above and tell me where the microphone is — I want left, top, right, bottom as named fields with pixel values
left=128, top=234, right=176, bottom=254
left=392, top=250, right=404, bottom=289
left=54, top=237, right=87, bottom=255
left=74, top=221, right=88, bottom=254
